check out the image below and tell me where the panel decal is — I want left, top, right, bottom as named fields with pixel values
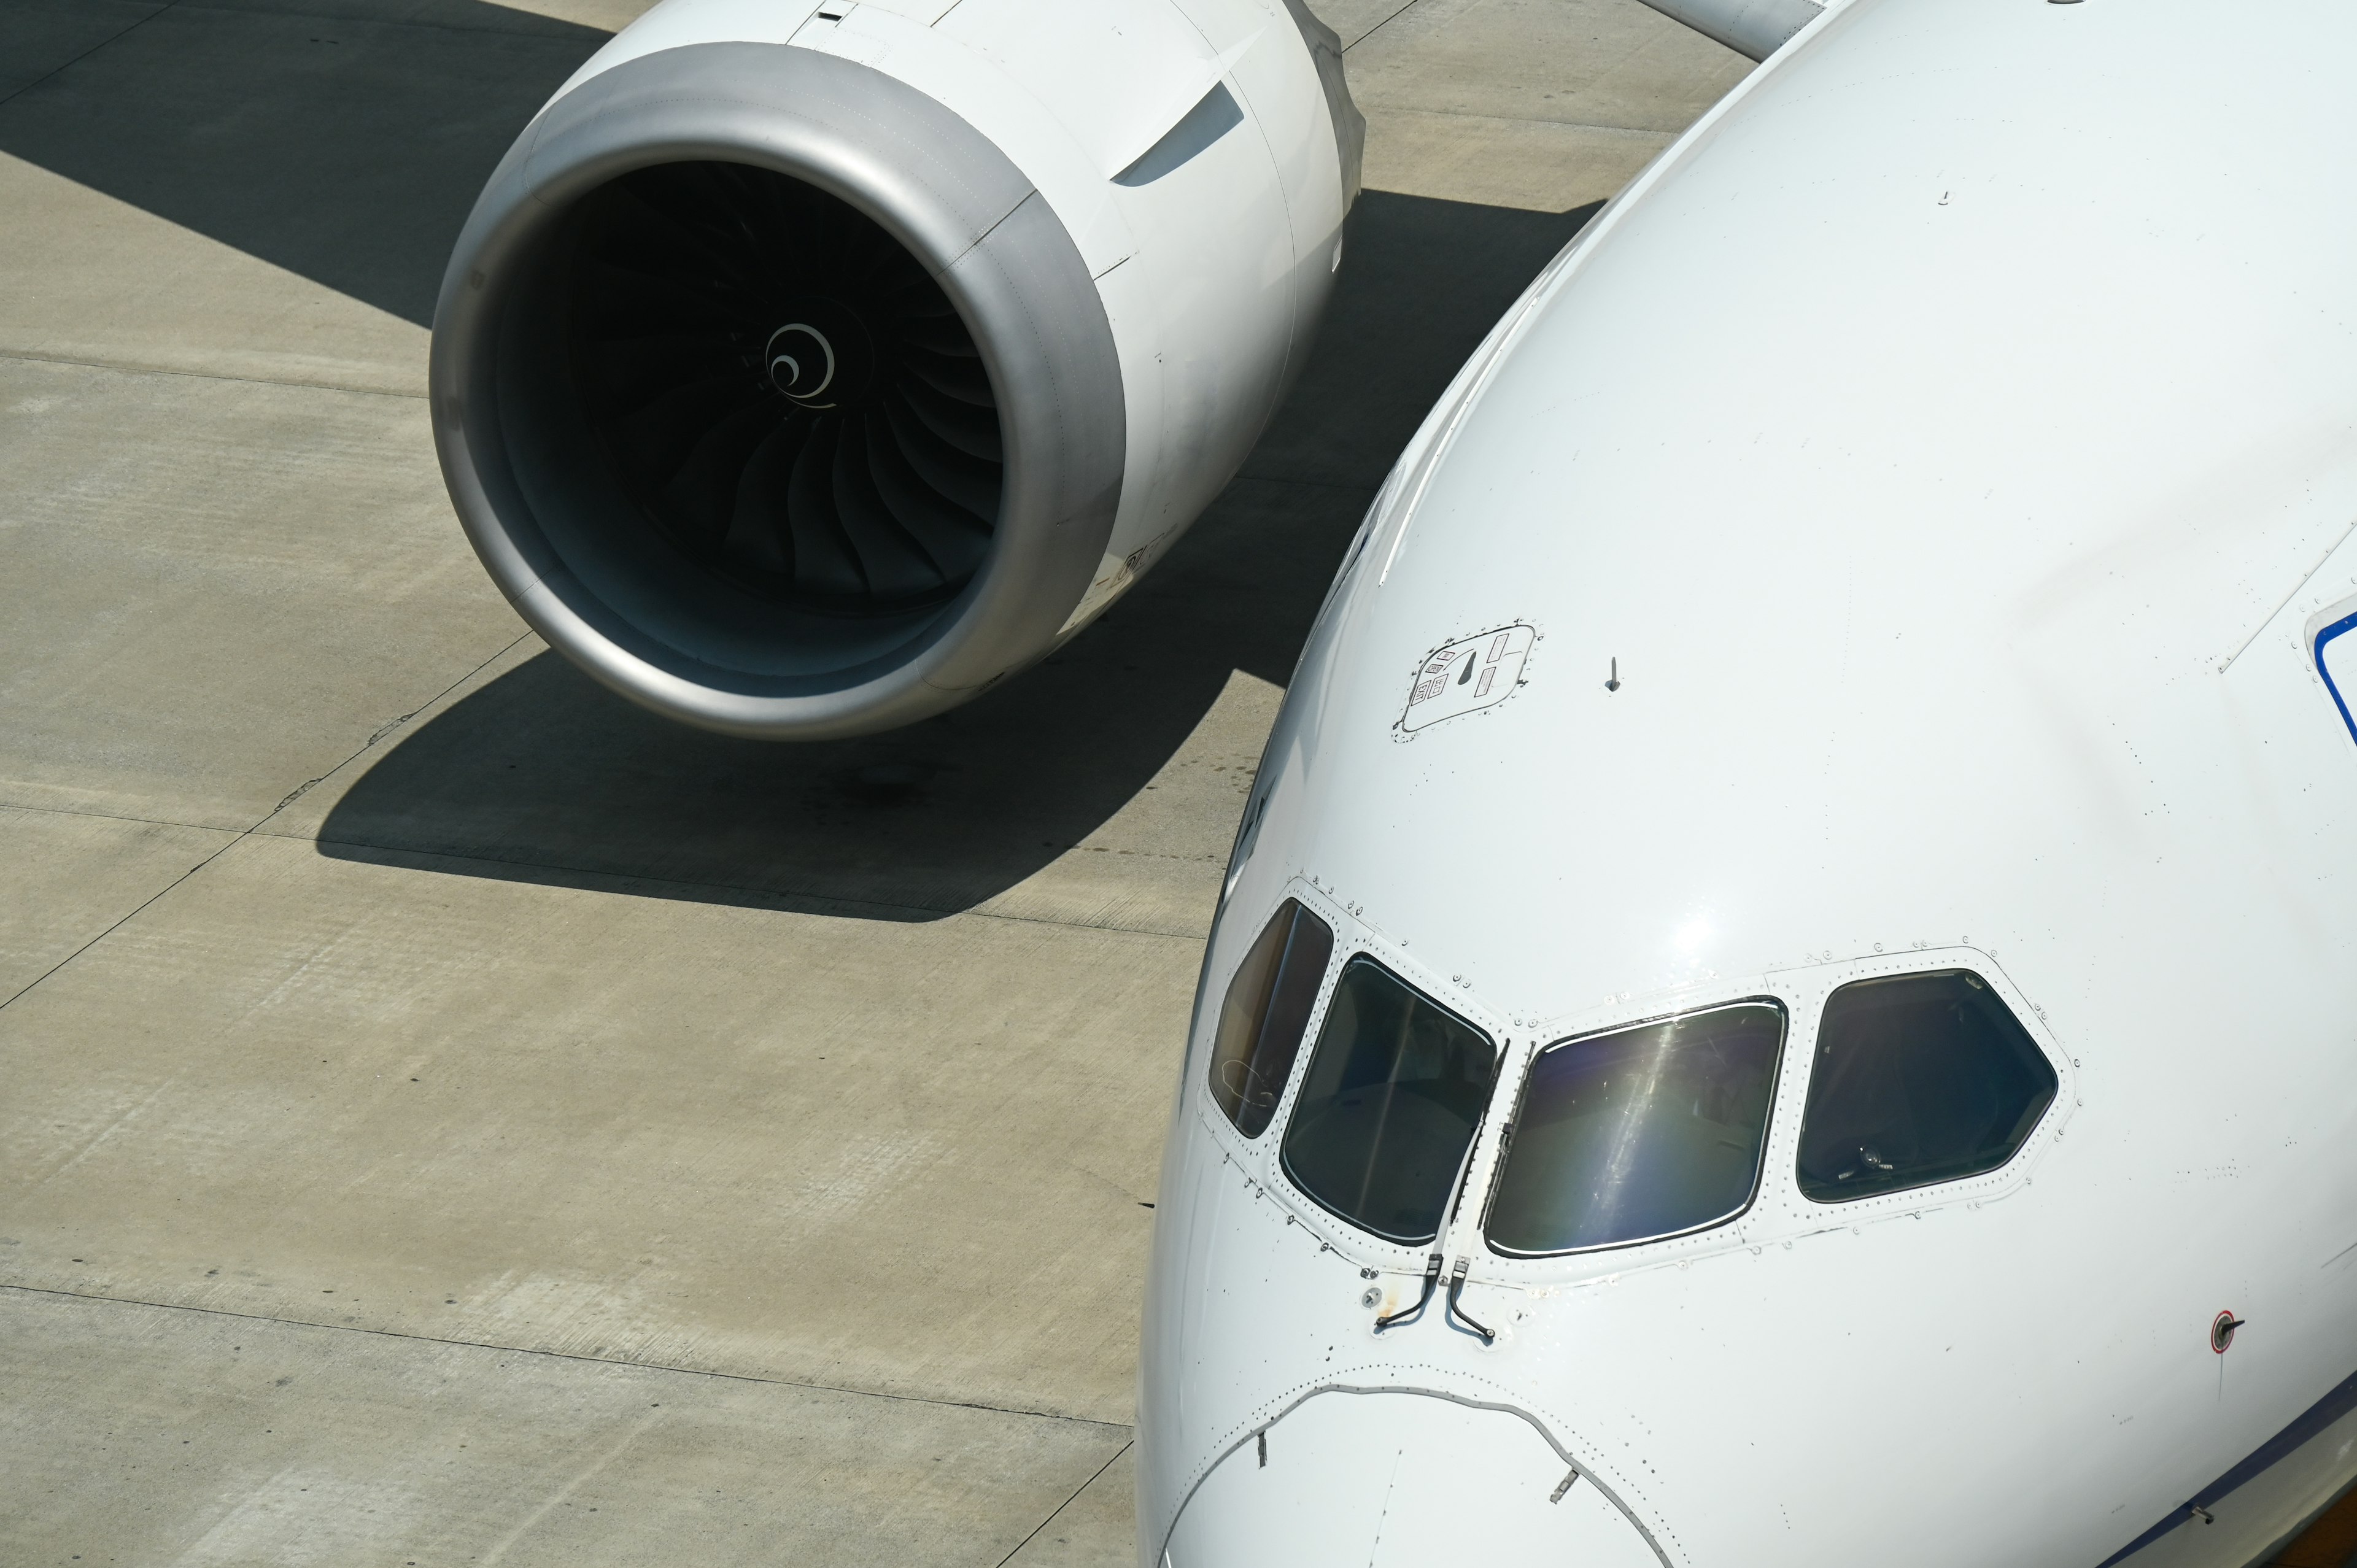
left=1400, top=624, right=1535, bottom=734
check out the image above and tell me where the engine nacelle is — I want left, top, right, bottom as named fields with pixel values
left=430, top=0, right=1360, bottom=738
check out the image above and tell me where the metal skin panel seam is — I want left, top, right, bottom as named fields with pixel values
left=1155, top=1375, right=1679, bottom=1567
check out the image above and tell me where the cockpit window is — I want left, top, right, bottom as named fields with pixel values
left=1484, top=1002, right=1784, bottom=1256
left=1796, top=970, right=2057, bottom=1203
left=1207, top=900, right=1334, bottom=1138
left=1281, top=957, right=1497, bottom=1245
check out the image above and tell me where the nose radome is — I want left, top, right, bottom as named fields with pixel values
left=1160, top=1391, right=1661, bottom=1567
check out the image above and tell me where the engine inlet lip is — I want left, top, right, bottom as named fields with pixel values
left=429, top=41, right=1125, bottom=741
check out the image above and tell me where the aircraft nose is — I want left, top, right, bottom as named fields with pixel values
left=1159, top=1389, right=1662, bottom=1567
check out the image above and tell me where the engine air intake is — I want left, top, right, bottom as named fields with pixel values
left=565, top=163, right=1002, bottom=619
left=430, top=43, right=1124, bottom=740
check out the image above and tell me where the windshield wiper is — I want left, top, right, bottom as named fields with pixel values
left=1375, top=1252, right=1442, bottom=1332
left=1445, top=1255, right=1496, bottom=1343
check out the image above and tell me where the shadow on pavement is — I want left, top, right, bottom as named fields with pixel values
left=0, top=0, right=607, bottom=326
left=0, top=0, right=1598, bottom=916
left=308, top=190, right=1598, bottom=916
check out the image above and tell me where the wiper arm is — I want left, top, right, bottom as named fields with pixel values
left=1446, top=1256, right=1496, bottom=1343
left=1375, top=1252, right=1442, bottom=1332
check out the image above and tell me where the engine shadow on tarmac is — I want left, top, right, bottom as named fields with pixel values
left=0, top=0, right=610, bottom=327
left=0, top=0, right=1598, bottom=917
left=301, top=188, right=1600, bottom=918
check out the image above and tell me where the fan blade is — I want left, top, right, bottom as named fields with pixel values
left=601, top=376, right=767, bottom=491
left=830, top=411, right=945, bottom=600
left=883, top=394, right=1003, bottom=519
left=567, top=160, right=1005, bottom=619
left=896, top=374, right=1002, bottom=462
left=723, top=424, right=797, bottom=579
left=666, top=401, right=796, bottom=547
left=783, top=419, right=868, bottom=600
left=864, top=412, right=992, bottom=584
left=900, top=344, right=996, bottom=407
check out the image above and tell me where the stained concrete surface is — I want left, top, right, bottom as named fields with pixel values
left=0, top=1, right=1749, bottom=1563
left=0, top=358, right=525, bottom=830
left=1342, top=0, right=1751, bottom=210
left=2, top=1290, right=1132, bottom=1567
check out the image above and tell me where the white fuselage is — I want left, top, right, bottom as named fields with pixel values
left=1139, top=2, right=2357, bottom=1564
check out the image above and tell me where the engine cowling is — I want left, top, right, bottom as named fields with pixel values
left=430, top=0, right=1360, bottom=739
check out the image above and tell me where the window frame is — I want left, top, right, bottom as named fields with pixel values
left=1207, top=891, right=1514, bottom=1265
left=1202, top=897, right=1338, bottom=1139
left=1194, top=884, right=1343, bottom=1149
left=1477, top=995, right=1789, bottom=1260
left=1275, top=951, right=1504, bottom=1248
left=1197, top=916, right=2075, bottom=1281
left=1790, top=965, right=2062, bottom=1208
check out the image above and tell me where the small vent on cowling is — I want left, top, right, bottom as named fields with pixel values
left=563, top=161, right=1002, bottom=617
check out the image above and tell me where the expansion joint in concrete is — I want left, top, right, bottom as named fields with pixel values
left=0, top=1283, right=1136, bottom=1434
left=1360, top=106, right=1682, bottom=141
left=0, top=349, right=427, bottom=403
left=0, top=0, right=188, bottom=114
left=1342, top=0, right=1426, bottom=53
left=992, top=1439, right=1136, bottom=1568
left=0, top=633, right=533, bottom=1016
left=177, top=0, right=619, bottom=45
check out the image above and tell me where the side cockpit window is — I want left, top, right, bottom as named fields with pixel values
left=1207, top=900, right=1334, bottom=1138
left=1796, top=970, right=2056, bottom=1202
left=1485, top=1002, right=1784, bottom=1256
left=1282, top=957, right=1497, bottom=1245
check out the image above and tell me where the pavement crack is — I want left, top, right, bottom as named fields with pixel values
left=245, top=631, right=530, bottom=837
left=273, top=775, right=330, bottom=816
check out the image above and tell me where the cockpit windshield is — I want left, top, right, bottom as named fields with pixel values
left=1282, top=957, right=1497, bottom=1246
left=1795, top=970, right=2055, bottom=1202
left=1207, top=900, right=1334, bottom=1138
left=1485, top=1002, right=1784, bottom=1256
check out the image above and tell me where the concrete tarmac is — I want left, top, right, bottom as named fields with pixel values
left=0, top=2, right=1754, bottom=1564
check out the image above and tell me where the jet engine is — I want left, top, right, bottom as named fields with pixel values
left=430, top=0, right=1361, bottom=738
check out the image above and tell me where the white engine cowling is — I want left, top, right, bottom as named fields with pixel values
left=430, top=0, right=1361, bottom=739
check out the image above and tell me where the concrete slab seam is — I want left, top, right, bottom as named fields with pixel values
left=269, top=836, right=1218, bottom=939
left=0, top=0, right=188, bottom=113
left=1, top=800, right=249, bottom=836
left=257, top=631, right=533, bottom=826
left=171, top=0, right=624, bottom=44
left=0, top=633, right=532, bottom=1015
left=0, top=824, right=241, bottom=1013
left=1341, top=0, right=1425, bottom=53
left=990, top=1439, right=1136, bottom=1568
left=0, top=1283, right=1137, bottom=1433
left=1366, top=109, right=1678, bottom=141
left=0, top=349, right=430, bottom=404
